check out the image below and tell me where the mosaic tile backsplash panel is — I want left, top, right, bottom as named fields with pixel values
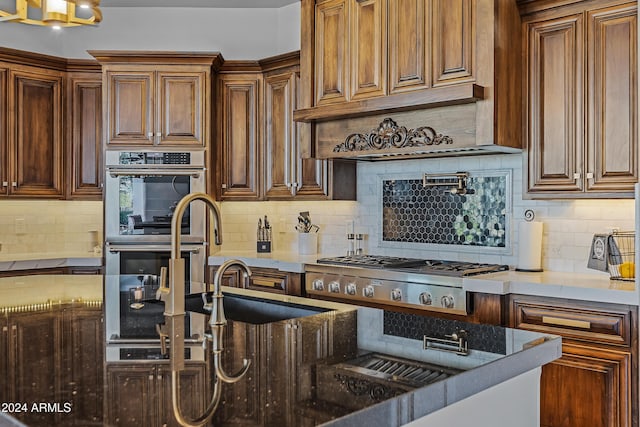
left=382, top=176, right=507, bottom=247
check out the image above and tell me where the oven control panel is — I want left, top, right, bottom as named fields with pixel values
left=305, top=272, right=468, bottom=315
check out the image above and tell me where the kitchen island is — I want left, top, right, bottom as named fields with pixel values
left=0, top=275, right=560, bottom=426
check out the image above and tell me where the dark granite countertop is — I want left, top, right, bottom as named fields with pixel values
left=0, top=275, right=560, bottom=426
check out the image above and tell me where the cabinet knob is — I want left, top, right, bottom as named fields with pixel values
left=221, top=183, right=227, bottom=189
left=586, top=172, right=594, bottom=179
left=573, top=173, right=581, bottom=180
left=1, top=181, right=7, bottom=187
left=11, top=182, right=17, bottom=187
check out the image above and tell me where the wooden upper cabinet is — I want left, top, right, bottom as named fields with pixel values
left=432, top=0, right=475, bottom=86
left=524, top=1, right=637, bottom=198
left=526, top=13, right=584, bottom=193
left=157, top=71, right=205, bottom=146
left=106, top=70, right=207, bottom=147
left=67, top=72, right=103, bottom=199
left=388, top=0, right=429, bottom=93
left=315, top=0, right=349, bottom=105
left=9, top=67, right=64, bottom=197
left=349, top=0, right=387, bottom=100
left=106, top=71, right=154, bottom=145
left=265, top=71, right=296, bottom=198
left=264, top=69, right=328, bottom=199
left=586, top=3, right=637, bottom=192
left=92, top=51, right=219, bottom=148
left=218, top=74, right=261, bottom=200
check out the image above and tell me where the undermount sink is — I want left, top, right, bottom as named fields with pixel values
left=186, top=292, right=332, bottom=325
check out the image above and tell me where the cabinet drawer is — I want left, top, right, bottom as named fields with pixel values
left=249, top=274, right=287, bottom=293
left=511, top=296, right=632, bottom=347
left=210, top=266, right=303, bottom=296
left=247, top=267, right=302, bottom=295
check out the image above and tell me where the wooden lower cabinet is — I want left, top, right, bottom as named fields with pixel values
left=540, top=343, right=631, bottom=427
left=0, top=305, right=103, bottom=426
left=62, top=307, right=104, bottom=425
left=0, top=266, right=103, bottom=277
left=509, top=295, right=637, bottom=427
left=105, top=362, right=207, bottom=427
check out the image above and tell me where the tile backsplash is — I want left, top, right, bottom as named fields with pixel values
left=356, top=154, right=635, bottom=273
left=382, top=174, right=507, bottom=248
left=0, top=200, right=103, bottom=255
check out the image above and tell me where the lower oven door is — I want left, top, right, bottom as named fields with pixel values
left=104, top=242, right=206, bottom=344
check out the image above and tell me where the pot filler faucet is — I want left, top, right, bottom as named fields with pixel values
left=156, top=192, right=251, bottom=427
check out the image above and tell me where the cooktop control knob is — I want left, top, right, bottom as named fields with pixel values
left=345, top=283, right=357, bottom=295
left=328, top=281, right=341, bottom=293
left=363, top=285, right=375, bottom=298
left=419, top=292, right=433, bottom=305
left=391, top=288, right=402, bottom=301
left=441, top=295, right=455, bottom=309
left=312, top=279, right=324, bottom=291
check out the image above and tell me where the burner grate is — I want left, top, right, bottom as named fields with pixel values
left=316, top=255, right=426, bottom=269
left=316, top=255, right=508, bottom=276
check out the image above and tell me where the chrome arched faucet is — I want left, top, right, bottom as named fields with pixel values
left=156, top=192, right=251, bottom=427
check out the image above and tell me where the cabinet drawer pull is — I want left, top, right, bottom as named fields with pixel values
left=252, top=278, right=281, bottom=288
left=542, top=316, right=591, bottom=329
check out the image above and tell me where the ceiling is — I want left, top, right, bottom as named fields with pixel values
left=102, top=0, right=298, bottom=7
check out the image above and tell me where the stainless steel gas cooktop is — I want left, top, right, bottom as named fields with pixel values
left=306, top=255, right=508, bottom=315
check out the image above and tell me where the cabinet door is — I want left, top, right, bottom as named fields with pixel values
left=315, top=0, right=349, bottom=105
left=106, top=71, right=154, bottom=145
left=432, top=0, right=474, bottom=86
left=63, top=307, right=104, bottom=425
left=157, top=72, right=206, bottom=146
left=157, top=364, right=207, bottom=427
left=68, top=74, right=103, bottom=199
left=12, top=312, right=63, bottom=425
left=349, top=0, right=386, bottom=100
left=264, top=71, right=296, bottom=198
left=218, top=74, right=261, bottom=200
left=526, top=13, right=584, bottom=193
left=540, top=343, right=631, bottom=427
left=10, top=68, right=64, bottom=197
left=389, top=0, right=429, bottom=93
left=106, top=364, right=157, bottom=426
left=586, top=3, right=637, bottom=192
left=0, top=67, right=6, bottom=196
left=0, top=318, right=9, bottom=404
left=293, top=71, right=329, bottom=198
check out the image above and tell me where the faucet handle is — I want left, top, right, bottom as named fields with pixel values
left=201, top=293, right=213, bottom=312
left=156, top=266, right=169, bottom=300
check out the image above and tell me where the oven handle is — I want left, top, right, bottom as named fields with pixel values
left=106, top=243, right=203, bottom=253
left=108, top=168, right=204, bottom=178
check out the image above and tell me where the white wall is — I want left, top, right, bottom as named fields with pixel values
left=0, top=4, right=302, bottom=59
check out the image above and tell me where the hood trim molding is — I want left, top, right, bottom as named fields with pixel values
left=333, top=118, right=454, bottom=153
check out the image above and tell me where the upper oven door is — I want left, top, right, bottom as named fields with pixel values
left=104, top=151, right=206, bottom=242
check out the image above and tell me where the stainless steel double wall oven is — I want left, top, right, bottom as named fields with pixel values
left=104, top=150, right=207, bottom=355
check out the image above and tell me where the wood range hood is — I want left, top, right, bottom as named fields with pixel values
left=293, top=0, right=524, bottom=161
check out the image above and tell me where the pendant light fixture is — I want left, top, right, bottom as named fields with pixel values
left=0, top=0, right=101, bottom=28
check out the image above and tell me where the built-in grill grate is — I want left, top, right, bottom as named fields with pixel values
left=338, top=353, right=461, bottom=388
left=317, top=353, right=462, bottom=408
